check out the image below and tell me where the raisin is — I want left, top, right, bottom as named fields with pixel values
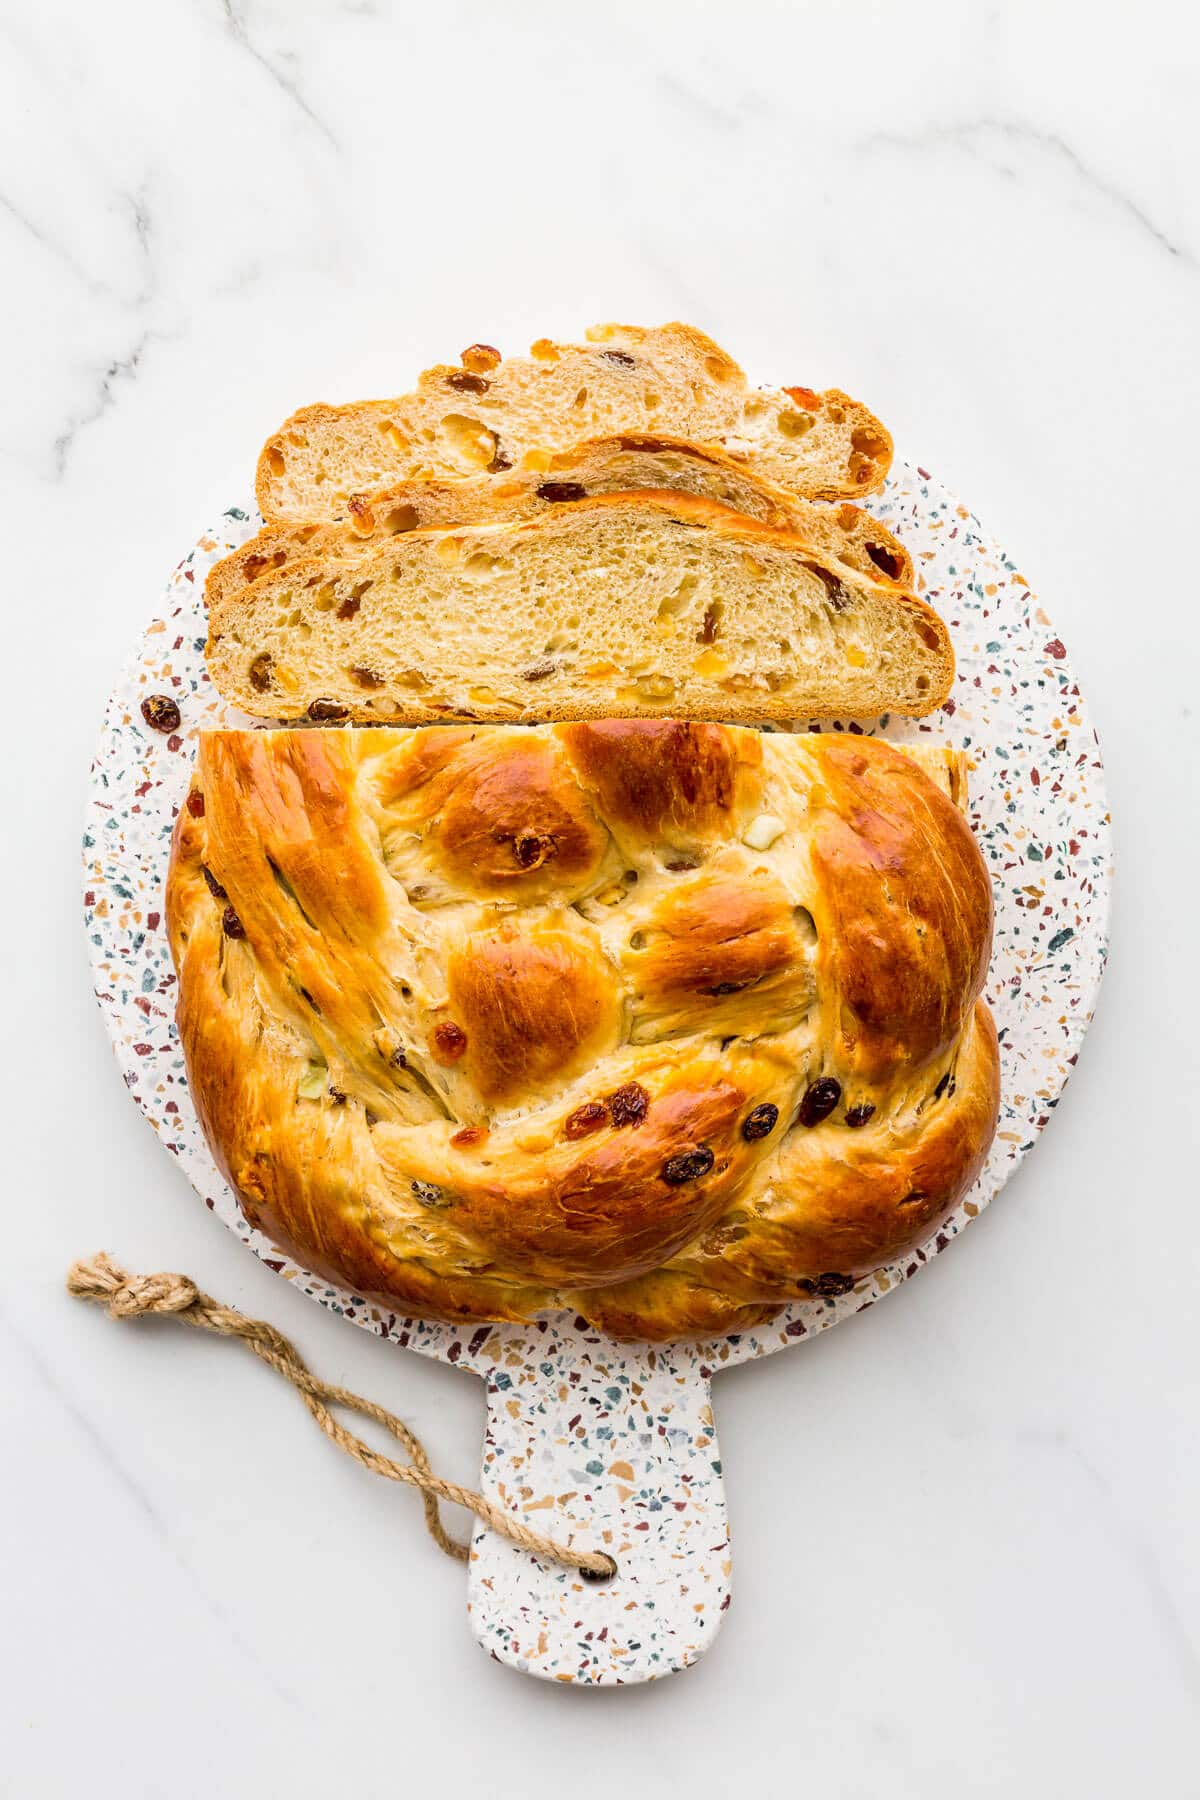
left=349, top=666, right=384, bottom=689
left=933, top=1070, right=952, bottom=1100
left=460, top=343, right=501, bottom=373
left=661, top=1146, right=715, bottom=1185
left=431, top=1021, right=468, bottom=1063
left=813, top=1272, right=855, bottom=1297
left=307, top=698, right=349, bottom=721
left=521, top=661, right=557, bottom=681
left=536, top=481, right=588, bottom=503
left=221, top=906, right=245, bottom=939
left=513, top=833, right=551, bottom=869
left=741, top=1103, right=779, bottom=1141
left=451, top=1125, right=488, bottom=1148
left=608, top=1082, right=648, bottom=1128
left=327, top=1085, right=347, bottom=1104
left=141, top=694, right=181, bottom=733
left=699, top=603, right=721, bottom=644
left=797, top=1077, right=841, bottom=1127
left=866, top=543, right=903, bottom=581
left=248, top=653, right=275, bottom=693
left=664, top=858, right=700, bottom=872
left=389, top=1044, right=408, bottom=1069
left=810, top=566, right=853, bottom=612
left=564, top=1101, right=608, bottom=1140
left=201, top=864, right=227, bottom=901
left=185, top=789, right=206, bottom=818
left=487, top=447, right=512, bottom=473
left=336, top=596, right=361, bottom=620
left=446, top=370, right=490, bottom=393
left=844, top=1102, right=875, bottom=1128
left=599, top=349, right=637, bottom=368
left=411, top=1180, right=447, bottom=1208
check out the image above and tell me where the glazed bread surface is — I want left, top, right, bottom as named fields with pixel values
left=206, top=493, right=952, bottom=727
left=210, top=433, right=911, bottom=617
left=166, top=724, right=999, bottom=1341
left=255, top=323, right=893, bottom=522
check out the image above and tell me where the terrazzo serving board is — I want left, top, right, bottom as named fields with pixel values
left=84, top=461, right=1111, bottom=1686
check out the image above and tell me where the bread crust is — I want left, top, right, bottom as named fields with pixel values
left=166, top=725, right=998, bottom=1340
left=212, top=434, right=911, bottom=616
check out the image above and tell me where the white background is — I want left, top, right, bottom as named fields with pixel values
left=4, top=1, right=1198, bottom=1793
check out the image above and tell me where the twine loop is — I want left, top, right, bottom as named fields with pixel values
left=71, top=1259, right=201, bottom=1319
left=67, top=1252, right=617, bottom=1583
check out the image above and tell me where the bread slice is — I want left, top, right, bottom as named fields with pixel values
left=255, top=323, right=893, bottom=522
left=207, top=492, right=952, bottom=727
left=213, top=435, right=912, bottom=617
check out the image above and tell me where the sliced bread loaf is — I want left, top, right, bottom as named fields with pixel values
left=212, top=434, right=911, bottom=616
left=207, top=492, right=952, bottom=727
left=255, top=323, right=893, bottom=522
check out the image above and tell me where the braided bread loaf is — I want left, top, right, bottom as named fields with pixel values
left=166, top=723, right=999, bottom=1341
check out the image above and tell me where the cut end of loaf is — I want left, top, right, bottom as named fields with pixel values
left=253, top=323, right=894, bottom=523
left=207, top=495, right=953, bottom=730
left=220, top=434, right=914, bottom=620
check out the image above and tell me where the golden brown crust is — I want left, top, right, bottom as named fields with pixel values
left=559, top=719, right=763, bottom=843
left=806, top=737, right=994, bottom=1076
left=210, top=432, right=911, bottom=616
left=166, top=726, right=999, bottom=1340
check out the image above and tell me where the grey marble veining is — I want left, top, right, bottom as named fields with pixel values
left=4, top=0, right=1198, bottom=1791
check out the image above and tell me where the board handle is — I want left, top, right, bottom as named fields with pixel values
left=466, top=1339, right=729, bottom=1684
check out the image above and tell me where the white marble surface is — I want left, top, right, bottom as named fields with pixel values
left=3, top=0, right=1198, bottom=1790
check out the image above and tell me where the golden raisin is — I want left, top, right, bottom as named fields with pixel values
left=450, top=1125, right=488, bottom=1149
left=564, top=1101, right=608, bottom=1140
left=430, top=1021, right=468, bottom=1064
left=461, top=343, right=501, bottom=373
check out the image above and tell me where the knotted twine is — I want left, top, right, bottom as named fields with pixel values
left=66, top=1253, right=616, bottom=1581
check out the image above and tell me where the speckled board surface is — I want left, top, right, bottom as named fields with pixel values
left=84, top=462, right=1111, bottom=1685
